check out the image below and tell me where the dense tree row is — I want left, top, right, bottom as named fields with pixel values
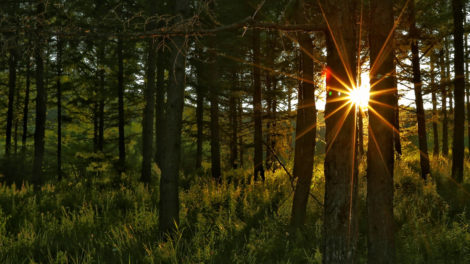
left=1, top=0, right=469, bottom=262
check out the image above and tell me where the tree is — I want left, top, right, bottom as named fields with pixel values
left=290, top=32, right=317, bottom=228
left=57, top=37, right=63, bottom=180
left=209, top=46, right=221, bottom=181
left=32, top=0, right=46, bottom=186
left=252, top=28, right=265, bottom=182
left=440, top=49, right=449, bottom=157
left=117, top=36, right=126, bottom=175
left=451, top=0, right=465, bottom=183
left=321, top=0, right=358, bottom=261
left=431, top=53, right=439, bottom=157
left=409, top=0, right=430, bottom=180
left=159, top=0, right=188, bottom=235
left=367, top=0, right=396, bottom=261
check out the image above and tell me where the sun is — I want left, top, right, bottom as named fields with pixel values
left=348, top=72, right=370, bottom=110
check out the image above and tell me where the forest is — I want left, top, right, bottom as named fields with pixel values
left=1, top=0, right=470, bottom=263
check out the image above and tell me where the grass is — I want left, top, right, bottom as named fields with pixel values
left=1, top=151, right=470, bottom=263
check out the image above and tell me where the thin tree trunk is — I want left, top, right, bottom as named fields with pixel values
left=195, top=80, right=204, bottom=170
left=32, top=0, right=46, bottom=186
left=431, top=55, right=439, bottom=157
left=159, top=0, right=188, bottom=235
left=290, top=34, right=317, bottom=228
left=155, top=49, right=166, bottom=166
left=410, top=0, right=430, bottom=179
left=6, top=48, right=16, bottom=156
left=98, top=43, right=105, bottom=152
left=229, top=71, right=238, bottom=169
left=252, top=28, right=264, bottom=182
left=22, top=56, right=31, bottom=154
left=393, top=75, right=402, bottom=156
left=466, top=32, right=470, bottom=155
left=440, top=49, right=449, bottom=156
left=452, top=0, right=465, bottom=182
left=57, top=38, right=63, bottom=180
left=141, top=36, right=157, bottom=183
left=367, top=0, right=396, bottom=261
left=446, top=37, right=454, bottom=123
left=322, top=0, right=358, bottom=261
left=238, top=98, right=244, bottom=168
left=209, top=53, right=221, bottom=181
left=117, top=37, right=126, bottom=175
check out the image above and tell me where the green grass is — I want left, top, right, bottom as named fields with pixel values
left=1, top=152, right=470, bottom=263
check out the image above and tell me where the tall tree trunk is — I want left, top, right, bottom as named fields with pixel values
left=238, top=98, right=244, bottom=168
left=252, top=29, right=264, bottom=182
left=97, top=43, right=105, bottom=152
left=195, top=79, right=204, bottom=170
left=446, top=37, right=454, bottom=123
left=431, top=55, right=439, bottom=157
left=322, top=0, right=358, bottom=261
left=32, top=0, right=46, bottom=186
left=229, top=71, right=238, bottom=169
left=155, top=49, right=166, bottom=166
left=209, top=53, right=221, bottom=181
left=410, top=0, right=430, bottom=179
left=290, top=34, right=317, bottom=228
left=367, top=0, right=396, bottom=261
left=393, top=75, right=402, bottom=156
left=22, top=56, right=31, bottom=154
left=141, top=36, right=157, bottom=183
left=6, top=48, right=16, bottom=157
left=159, top=0, right=188, bottom=235
left=57, top=38, right=63, bottom=180
left=440, top=49, right=449, bottom=156
left=358, top=109, right=364, bottom=155
left=452, top=0, right=465, bottom=182
left=14, top=71, right=20, bottom=155
left=117, top=37, right=126, bottom=175
left=466, top=31, right=470, bottom=155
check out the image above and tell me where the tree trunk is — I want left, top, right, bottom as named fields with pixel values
left=440, top=49, right=449, bottom=156
left=98, top=43, right=105, bottom=152
left=466, top=30, right=470, bottom=156
left=252, top=29, right=264, bottom=182
left=195, top=78, right=204, bottom=170
left=57, top=38, right=63, bottom=180
left=117, top=36, right=126, bottom=175
left=238, top=98, right=244, bottom=168
left=155, top=49, right=166, bottom=166
left=290, top=34, right=317, bottom=228
left=322, top=0, right=358, bottom=261
left=22, top=55, right=31, bottom=154
left=410, top=0, right=430, bottom=179
left=159, top=0, right=188, bottom=235
left=229, top=71, right=238, bottom=169
left=209, top=53, right=221, bottom=181
left=32, top=0, right=46, bottom=186
left=452, top=0, right=465, bottom=182
left=141, top=36, right=157, bottom=184
left=446, top=37, right=454, bottom=123
left=431, top=55, right=439, bottom=157
left=367, top=0, right=396, bottom=261
left=394, top=75, right=402, bottom=156
left=6, top=48, right=16, bottom=157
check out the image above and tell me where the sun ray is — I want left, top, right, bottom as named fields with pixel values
left=324, top=100, right=351, bottom=121
left=325, top=103, right=355, bottom=155
left=368, top=124, right=390, bottom=175
left=367, top=105, right=400, bottom=134
left=370, top=0, right=411, bottom=75
left=368, top=99, right=396, bottom=109
left=316, top=0, right=356, bottom=89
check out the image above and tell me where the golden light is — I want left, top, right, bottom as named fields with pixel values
left=347, top=72, right=370, bottom=110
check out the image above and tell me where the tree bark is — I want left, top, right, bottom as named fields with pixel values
left=195, top=77, right=204, bottom=170
left=209, top=51, right=221, bottom=181
left=452, top=0, right=465, bottom=183
left=440, top=49, right=449, bottom=156
left=290, top=34, right=317, bottom=228
left=155, top=49, right=166, bottom=166
left=97, top=43, right=105, bottom=152
left=368, top=0, right=396, bottom=261
left=229, top=71, right=238, bottom=169
left=22, top=55, right=31, bottom=154
left=117, top=36, right=126, bottom=175
left=159, top=0, right=188, bottom=235
left=431, top=55, right=439, bottom=157
left=141, top=36, right=157, bottom=183
left=57, top=38, right=63, bottom=180
left=322, top=0, right=358, bottom=261
left=410, top=0, right=430, bottom=179
left=252, top=28, right=264, bottom=182
left=6, top=47, right=16, bottom=157
left=32, top=0, right=46, bottom=186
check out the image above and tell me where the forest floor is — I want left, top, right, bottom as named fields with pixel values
left=1, top=150, right=470, bottom=263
